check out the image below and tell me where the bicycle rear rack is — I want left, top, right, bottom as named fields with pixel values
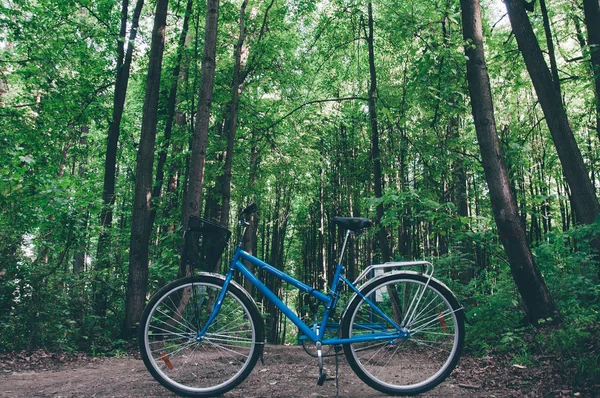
left=353, top=260, right=434, bottom=287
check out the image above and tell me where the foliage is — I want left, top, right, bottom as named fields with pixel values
left=464, top=225, right=600, bottom=388
left=0, top=0, right=599, bottom=391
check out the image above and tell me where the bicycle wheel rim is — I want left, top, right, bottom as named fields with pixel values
left=141, top=279, right=257, bottom=395
left=345, top=274, right=463, bottom=394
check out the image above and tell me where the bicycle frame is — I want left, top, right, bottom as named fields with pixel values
left=141, top=210, right=465, bottom=397
left=199, top=242, right=409, bottom=346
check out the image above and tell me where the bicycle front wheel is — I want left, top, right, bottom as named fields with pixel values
left=341, top=272, right=464, bottom=396
left=139, top=275, right=264, bottom=397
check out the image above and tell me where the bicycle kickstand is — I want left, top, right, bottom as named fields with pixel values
left=334, top=345, right=342, bottom=398
left=316, top=341, right=328, bottom=386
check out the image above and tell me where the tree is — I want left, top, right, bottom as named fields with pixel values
left=460, top=0, right=559, bottom=323
left=219, top=0, right=249, bottom=239
left=504, top=0, right=600, bottom=226
left=180, top=0, right=220, bottom=275
left=123, top=0, right=170, bottom=337
left=365, top=0, right=390, bottom=264
left=583, top=0, right=600, bottom=141
left=151, top=0, right=194, bottom=230
left=95, top=0, right=145, bottom=318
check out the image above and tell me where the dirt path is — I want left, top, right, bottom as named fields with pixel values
left=0, top=345, right=576, bottom=397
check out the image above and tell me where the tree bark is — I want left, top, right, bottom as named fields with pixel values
left=539, top=0, right=561, bottom=94
left=461, top=0, right=559, bottom=324
left=164, top=33, right=193, bottom=233
left=265, top=185, right=290, bottom=344
left=73, top=127, right=89, bottom=275
left=123, top=0, right=170, bottom=337
left=583, top=0, right=600, bottom=142
left=219, top=0, right=249, bottom=237
left=365, top=0, right=390, bottom=263
left=150, top=0, right=193, bottom=229
left=243, top=131, right=260, bottom=294
left=180, top=0, right=220, bottom=275
left=318, top=160, right=327, bottom=289
left=504, top=0, right=600, bottom=225
left=94, top=0, right=144, bottom=318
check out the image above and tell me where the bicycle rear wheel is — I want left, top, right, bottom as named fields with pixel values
left=139, top=275, right=264, bottom=397
left=341, top=272, right=464, bottom=396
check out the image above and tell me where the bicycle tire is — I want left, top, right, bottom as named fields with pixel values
left=139, top=274, right=264, bottom=397
left=341, top=272, right=465, bottom=396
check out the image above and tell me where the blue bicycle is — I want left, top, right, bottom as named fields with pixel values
left=139, top=204, right=465, bottom=396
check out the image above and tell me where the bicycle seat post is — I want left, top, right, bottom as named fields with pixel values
left=337, top=229, right=352, bottom=266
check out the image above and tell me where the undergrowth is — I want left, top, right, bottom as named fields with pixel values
left=463, top=226, right=600, bottom=392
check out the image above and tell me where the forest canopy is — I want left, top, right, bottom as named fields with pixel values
left=1, top=0, right=599, bottom=389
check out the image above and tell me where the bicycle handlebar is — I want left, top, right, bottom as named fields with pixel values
left=238, top=203, right=257, bottom=232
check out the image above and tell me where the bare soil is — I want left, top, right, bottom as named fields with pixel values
left=0, top=345, right=592, bottom=397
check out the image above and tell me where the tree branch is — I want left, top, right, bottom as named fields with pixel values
left=262, top=96, right=369, bottom=133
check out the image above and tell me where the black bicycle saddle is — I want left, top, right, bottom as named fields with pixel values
left=332, top=216, right=372, bottom=232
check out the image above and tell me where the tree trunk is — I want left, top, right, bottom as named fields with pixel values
left=365, top=0, right=390, bottom=264
left=365, top=1, right=404, bottom=325
left=319, top=162, right=327, bottom=289
left=151, top=0, right=193, bottom=229
left=180, top=0, right=220, bottom=276
left=164, top=32, right=193, bottom=233
left=219, top=0, right=249, bottom=238
left=94, top=0, right=144, bottom=318
left=539, top=0, right=561, bottom=94
left=73, top=127, right=89, bottom=275
left=583, top=0, right=600, bottom=141
left=123, top=0, right=170, bottom=338
left=461, top=0, right=559, bottom=324
left=265, top=185, right=290, bottom=344
left=504, top=0, right=600, bottom=226
left=243, top=131, right=260, bottom=294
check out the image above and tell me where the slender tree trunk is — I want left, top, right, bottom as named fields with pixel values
left=365, top=0, right=390, bottom=263
left=504, top=0, right=600, bottom=226
left=180, top=0, right=220, bottom=276
left=539, top=0, right=561, bottom=94
left=219, top=0, right=249, bottom=237
left=365, top=1, right=404, bottom=325
left=150, top=0, right=193, bottom=228
left=123, top=0, right=170, bottom=337
left=319, top=163, right=327, bottom=289
left=461, top=0, right=559, bottom=324
left=94, top=0, right=144, bottom=318
left=243, top=132, right=260, bottom=294
left=73, top=127, right=89, bottom=275
left=265, top=186, right=290, bottom=344
left=163, top=32, right=193, bottom=232
left=266, top=193, right=281, bottom=344
left=583, top=0, right=600, bottom=142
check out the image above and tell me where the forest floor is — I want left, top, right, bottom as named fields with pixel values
left=0, top=345, right=595, bottom=397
